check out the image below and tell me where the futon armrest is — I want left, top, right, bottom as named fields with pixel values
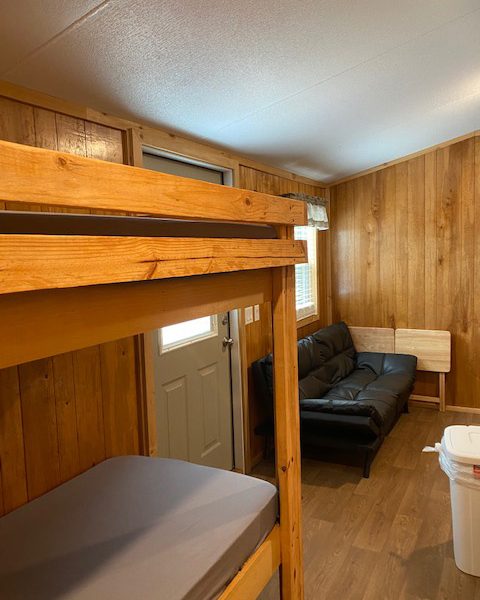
left=252, top=355, right=274, bottom=407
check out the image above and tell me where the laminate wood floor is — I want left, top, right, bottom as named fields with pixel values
left=255, top=406, right=480, bottom=600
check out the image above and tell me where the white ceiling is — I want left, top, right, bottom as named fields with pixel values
left=2, top=1, right=480, bottom=182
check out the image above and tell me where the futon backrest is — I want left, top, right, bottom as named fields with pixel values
left=252, top=321, right=356, bottom=406
left=299, top=322, right=355, bottom=400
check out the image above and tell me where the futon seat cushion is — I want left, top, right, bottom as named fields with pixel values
left=333, top=368, right=378, bottom=392
left=0, top=456, right=278, bottom=600
left=357, top=352, right=417, bottom=397
left=300, top=409, right=381, bottom=439
left=300, top=396, right=384, bottom=427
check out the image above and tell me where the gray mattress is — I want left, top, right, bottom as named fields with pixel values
left=0, top=456, right=277, bottom=600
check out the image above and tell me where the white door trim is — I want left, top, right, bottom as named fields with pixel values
left=141, top=145, right=244, bottom=471
left=229, top=309, right=245, bottom=472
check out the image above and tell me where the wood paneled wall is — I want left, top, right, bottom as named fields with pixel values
left=330, top=135, right=480, bottom=408
left=239, top=166, right=329, bottom=467
left=0, top=97, right=142, bottom=515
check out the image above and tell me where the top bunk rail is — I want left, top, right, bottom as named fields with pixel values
left=0, top=140, right=308, bottom=296
left=0, top=140, right=307, bottom=225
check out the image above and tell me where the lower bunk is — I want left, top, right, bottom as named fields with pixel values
left=0, top=456, right=279, bottom=600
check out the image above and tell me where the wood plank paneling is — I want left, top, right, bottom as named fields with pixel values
left=331, top=182, right=355, bottom=323
left=458, top=139, right=475, bottom=405
left=19, top=359, right=61, bottom=500
left=354, top=173, right=379, bottom=326
left=33, top=107, right=57, bottom=151
left=0, top=97, right=35, bottom=146
left=238, top=165, right=329, bottom=468
left=0, top=368, right=27, bottom=512
left=85, top=121, right=124, bottom=164
left=394, top=162, right=408, bottom=329
left=377, top=167, right=396, bottom=328
left=474, top=137, right=480, bottom=406
left=0, top=97, right=36, bottom=212
left=52, top=353, right=81, bottom=481
left=330, top=136, right=480, bottom=408
left=73, top=347, right=106, bottom=471
left=424, top=152, right=437, bottom=329
left=0, top=97, right=142, bottom=515
left=100, top=338, right=140, bottom=458
left=55, top=113, right=87, bottom=157
left=407, top=156, right=425, bottom=329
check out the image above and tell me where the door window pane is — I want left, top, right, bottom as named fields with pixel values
left=160, top=316, right=218, bottom=353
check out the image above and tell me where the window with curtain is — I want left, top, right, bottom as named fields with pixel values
left=280, top=192, right=327, bottom=322
left=294, top=226, right=318, bottom=321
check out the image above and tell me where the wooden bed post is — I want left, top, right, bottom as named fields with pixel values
left=272, top=263, right=304, bottom=599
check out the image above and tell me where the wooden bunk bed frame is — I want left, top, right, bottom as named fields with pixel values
left=0, top=139, right=306, bottom=599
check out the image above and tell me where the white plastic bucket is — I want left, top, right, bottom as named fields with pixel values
left=438, top=426, right=480, bottom=576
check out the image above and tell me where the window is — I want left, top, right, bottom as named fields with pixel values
left=159, top=316, right=218, bottom=353
left=143, top=152, right=225, bottom=185
left=294, top=226, right=318, bottom=321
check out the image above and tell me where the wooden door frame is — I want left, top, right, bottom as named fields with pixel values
left=127, top=129, right=248, bottom=468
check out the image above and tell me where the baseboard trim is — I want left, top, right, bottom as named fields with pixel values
left=410, top=399, right=438, bottom=410
left=445, top=405, right=480, bottom=415
left=408, top=400, right=480, bottom=414
left=410, top=394, right=440, bottom=404
left=249, top=451, right=265, bottom=473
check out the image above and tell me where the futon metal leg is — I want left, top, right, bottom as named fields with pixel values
left=363, top=452, right=371, bottom=478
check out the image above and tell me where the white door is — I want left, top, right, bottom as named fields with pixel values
left=143, top=149, right=235, bottom=470
left=153, top=313, right=234, bottom=470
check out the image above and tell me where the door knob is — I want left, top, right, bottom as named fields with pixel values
left=222, top=337, right=234, bottom=348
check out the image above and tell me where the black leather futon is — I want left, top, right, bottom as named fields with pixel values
left=253, top=322, right=417, bottom=477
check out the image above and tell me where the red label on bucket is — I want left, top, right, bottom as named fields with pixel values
left=474, top=465, right=480, bottom=479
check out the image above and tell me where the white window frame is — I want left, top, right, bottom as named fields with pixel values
left=142, top=146, right=234, bottom=186
left=294, top=226, right=318, bottom=323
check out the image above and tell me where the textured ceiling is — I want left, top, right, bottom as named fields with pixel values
left=2, top=1, right=480, bottom=182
